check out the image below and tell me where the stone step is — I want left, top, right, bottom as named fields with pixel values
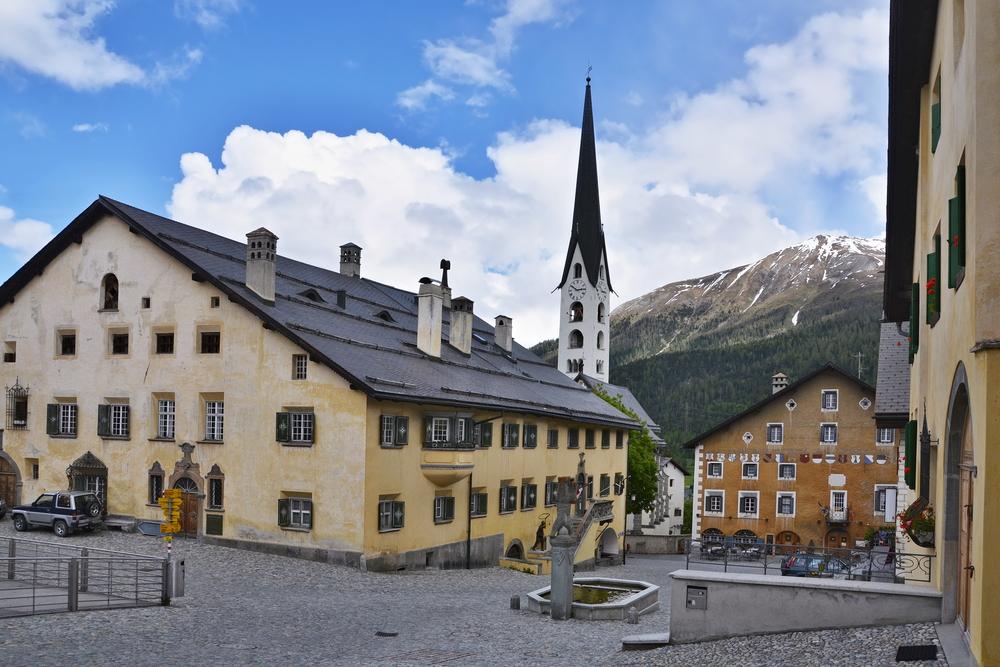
left=621, top=632, right=670, bottom=651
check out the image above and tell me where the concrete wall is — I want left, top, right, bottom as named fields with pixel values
left=626, top=534, right=688, bottom=555
left=668, top=569, right=942, bottom=644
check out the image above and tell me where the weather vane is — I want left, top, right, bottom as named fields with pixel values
left=586, top=64, right=592, bottom=82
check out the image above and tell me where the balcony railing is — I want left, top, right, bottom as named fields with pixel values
left=823, top=505, right=850, bottom=524
left=422, top=440, right=476, bottom=450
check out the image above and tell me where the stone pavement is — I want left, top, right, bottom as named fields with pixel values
left=0, top=522, right=946, bottom=666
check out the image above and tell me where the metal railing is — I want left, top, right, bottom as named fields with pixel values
left=683, top=538, right=934, bottom=584
left=0, top=536, right=169, bottom=617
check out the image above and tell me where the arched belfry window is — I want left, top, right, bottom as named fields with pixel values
left=568, top=330, right=583, bottom=349
left=573, top=263, right=582, bottom=279
left=597, top=302, right=606, bottom=323
left=569, top=302, right=583, bottom=322
left=597, top=331, right=605, bottom=350
left=101, top=274, right=118, bottom=311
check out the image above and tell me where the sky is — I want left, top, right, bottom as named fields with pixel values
left=0, top=0, right=890, bottom=345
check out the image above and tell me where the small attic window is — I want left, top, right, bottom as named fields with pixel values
left=472, top=333, right=488, bottom=345
left=299, top=289, right=325, bottom=303
left=375, top=310, right=395, bottom=323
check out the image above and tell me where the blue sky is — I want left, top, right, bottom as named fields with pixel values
left=0, top=0, right=889, bottom=343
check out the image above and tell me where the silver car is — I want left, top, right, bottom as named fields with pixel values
left=11, top=491, right=102, bottom=537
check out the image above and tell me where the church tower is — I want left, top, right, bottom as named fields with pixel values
left=557, top=76, right=611, bottom=382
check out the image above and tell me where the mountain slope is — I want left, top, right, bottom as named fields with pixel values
left=531, top=235, right=884, bottom=460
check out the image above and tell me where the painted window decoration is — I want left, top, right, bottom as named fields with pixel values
left=820, top=423, right=838, bottom=444
left=433, top=495, right=455, bottom=523
left=706, top=461, right=723, bottom=478
left=821, top=390, right=839, bottom=411
left=876, top=427, right=895, bottom=446
left=522, top=424, right=538, bottom=449
left=520, top=483, right=537, bottom=510
left=776, top=493, right=795, bottom=517
left=766, top=423, right=783, bottom=445
left=859, top=397, right=872, bottom=411
left=204, top=401, right=224, bottom=441
left=157, top=399, right=175, bottom=439
left=742, top=432, right=753, bottom=445
left=377, top=497, right=404, bottom=532
left=785, top=398, right=797, bottom=411
left=778, top=463, right=796, bottom=480
left=499, top=485, right=518, bottom=513
left=704, top=491, right=724, bottom=515
left=502, top=422, right=519, bottom=448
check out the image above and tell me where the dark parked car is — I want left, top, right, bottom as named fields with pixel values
left=11, top=491, right=102, bottom=537
left=780, top=552, right=850, bottom=579
left=0, top=497, right=6, bottom=520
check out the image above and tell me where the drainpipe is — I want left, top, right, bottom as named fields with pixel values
left=466, top=474, right=473, bottom=570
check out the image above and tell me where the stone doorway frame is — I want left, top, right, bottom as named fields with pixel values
left=0, top=449, right=22, bottom=507
left=168, top=442, right=205, bottom=538
left=941, top=363, right=972, bottom=626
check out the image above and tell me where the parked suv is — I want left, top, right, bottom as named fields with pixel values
left=11, top=491, right=102, bottom=537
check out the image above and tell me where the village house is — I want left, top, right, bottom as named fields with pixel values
left=686, top=365, right=897, bottom=551
left=882, top=0, right=1000, bottom=661
left=0, top=82, right=633, bottom=572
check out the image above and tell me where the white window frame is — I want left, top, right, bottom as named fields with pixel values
left=776, top=491, right=796, bottom=517
left=777, top=463, right=797, bottom=480
left=289, top=497, right=312, bottom=529
left=59, top=403, right=77, bottom=436
left=431, top=417, right=450, bottom=443
left=205, top=400, right=224, bottom=441
left=293, top=354, right=308, bottom=380
left=830, top=490, right=847, bottom=512
left=766, top=422, right=784, bottom=445
left=704, top=490, right=725, bottom=516
left=290, top=412, right=314, bottom=443
left=157, top=399, right=175, bottom=439
left=706, top=461, right=723, bottom=479
left=110, top=404, right=129, bottom=437
left=737, top=491, right=759, bottom=519
left=820, top=422, right=838, bottom=444
left=456, top=418, right=466, bottom=444
left=821, top=389, right=839, bottom=411
left=873, top=485, right=895, bottom=516
left=381, top=415, right=395, bottom=446
left=741, top=462, right=759, bottom=480
left=876, top=427, right=895, bottom=446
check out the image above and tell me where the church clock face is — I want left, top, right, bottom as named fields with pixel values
left=568, top=280, right=587, bottom=300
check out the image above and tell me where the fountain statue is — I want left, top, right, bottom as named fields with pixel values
left=549, top=474, right=581, bottom=620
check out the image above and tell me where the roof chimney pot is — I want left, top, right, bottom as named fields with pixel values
left=340, top=243, right=362, bottom=278
left=245, top=228, right=278, bottom=302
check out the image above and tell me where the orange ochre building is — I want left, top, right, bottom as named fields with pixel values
left=686, top=364, right=899, bottom=550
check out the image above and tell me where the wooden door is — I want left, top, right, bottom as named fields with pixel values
left=0, top=458, right=16, bottom=508
left=958, top=421, right=974, bottom=630
left=174, top=478, right=200, bottom=538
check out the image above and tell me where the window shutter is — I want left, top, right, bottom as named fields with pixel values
left=908, top=283, right=920, bottom=362
left=931, top=102, right=941, bottom=153
left=306, top=413, right=315, bottom=443
left=123, top=405, right=130, bottom=438
left=481, top=422, right=493, bottom=447
left=275, top=412, right=290, bottom=442
left=448, top=417, right=458, bottom=445
left=395, top=416, right=409, bottom=445
left=46, top=404, right=59, bottom=435
left=277, top=498, right=290, bottom=527
left=97, top=404, right=111, bottom=437
left=464, top=418, right=475, bottom=444
left=948, top=196, right=961, bottom=288
left=395, top=500, right=405, bottom=529
left=304, top=500, right=314, bottom=528
left=510, top=424, right=519, bottom=447
left=926, top=246, right=940, bottom=323
left=423, top=416, right=433, bottom=444
left=904, top=420, right=917, bottom=490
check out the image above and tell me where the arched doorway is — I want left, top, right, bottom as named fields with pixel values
left=599, top=527, right=619, bottom=557
left=944, top=364, right=973, bottom=630
left=66, top=451, right=107, bottom=515
left=173, top=477, right=201, bottom=538
left=701, top=528, right=724, bottom=544
left=0, top=451, right=21, bottom=508
left=505, top=539, right=524, bottom=561
left=733, top=529, right=757, bottom=546
left=776, top=531, right=800, bottom=554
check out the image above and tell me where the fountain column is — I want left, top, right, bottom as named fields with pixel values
left=549, top=476, right=580, bottom=620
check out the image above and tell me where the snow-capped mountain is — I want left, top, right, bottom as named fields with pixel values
left=610, top=235, right=885, bottom=367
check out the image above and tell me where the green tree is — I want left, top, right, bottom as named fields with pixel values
left=592, top=386, right=658, bottom=515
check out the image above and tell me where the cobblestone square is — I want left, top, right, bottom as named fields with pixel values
left=0, top=523, right=945, bottom=666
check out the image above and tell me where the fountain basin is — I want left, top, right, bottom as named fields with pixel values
left=525, top=577, right=659, bottom=620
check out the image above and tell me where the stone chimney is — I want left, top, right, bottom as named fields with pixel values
left=417, top=278, right=443, bottom=358
left=246, top=228, right=278, bottom=302
left=340, top=243, right=362, bottom=278
left=772, top=372, right=789, bottom=394
left=494, top=315, right=513, bottom=353
left=450, top=297, right=474, bottom=355
left=439, top=259, right=452, bottom=309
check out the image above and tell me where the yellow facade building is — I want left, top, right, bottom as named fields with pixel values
left=885, top=1, right=1000, bottom=662
left=0, top=87, right=633, bottom=573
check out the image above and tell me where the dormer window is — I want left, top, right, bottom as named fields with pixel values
left=573, top=263, right=582, bottom=279
left=101, top=274, right=118, bottom=311
left=299, top=289, right=324, bottom=303
left=375, top=310, right=395, bottom=323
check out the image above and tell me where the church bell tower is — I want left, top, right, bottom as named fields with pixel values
left=557, top=76, right=611, bottom=382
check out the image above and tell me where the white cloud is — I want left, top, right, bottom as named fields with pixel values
left=174, top=0, right=243, bottom=30
left=9, top=112, right=46, bottom=139
left=624, top=91, right=643, bottom=107
left=0, top=206, right=54, bottom=258
left=0, top=1, right=202, bottom=91
left=860, top=173, right=887, bottom=226
left=398, top=0, right=570, bottom=110
left=170, top=9, right=888, bottom=345
left=72, top=121, right=109, bottom=132
left=395, top=79, right=456, bottom=111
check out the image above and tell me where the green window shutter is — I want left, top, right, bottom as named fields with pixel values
left=306, top=413, right=315, bottom=443
left=481, top=422, right=493, bottom=447
left=275, top=412, right=290, bottom=442
left=97, top=404, right=111, bottom=437
left=926, top=241, right=940, bottom=323
left=277, top=498, right=290, bottom=527
left=904, top=420, right=917, bottom=490
left=395, top=416, right=409, bottom=445
left=957, top=165, right=966, bottom=269
left=931, top=102, right=941, bottom=153
left=448, top=417, right=458, bottom=445
left=423, top=416, right=433, bottom=444
left=909, top=283, right=920, bottom=362
left=948, top=197, right=960, bottom=288
left=46, top=404, right=59, bottom=436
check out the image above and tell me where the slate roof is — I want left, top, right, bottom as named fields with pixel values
left=557, top=78, right=613, bottom=292
left=680, top=363, right=876, bottom=449
left=576, top=374, right=665, bottom=446
left=0, top=196, right=636, bottom=429
left=874, top=322, right=911, bottom=423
